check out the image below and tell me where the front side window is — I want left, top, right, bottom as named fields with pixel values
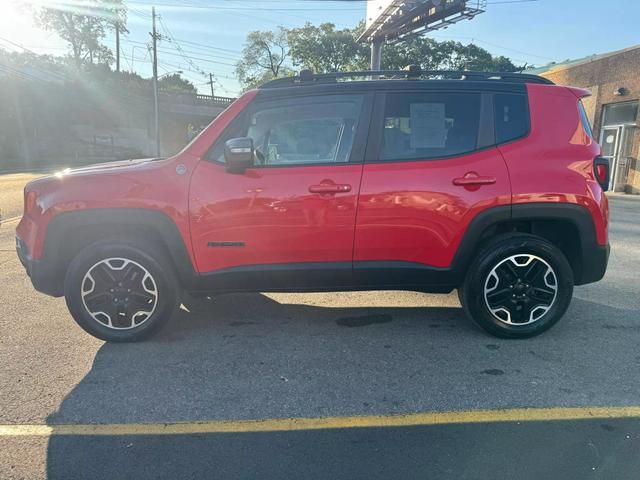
left=208, top=95, right=362, bottom=166
left=380, top=92, right=481, bottom=161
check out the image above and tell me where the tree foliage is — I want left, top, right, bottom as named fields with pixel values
left=236, top=22, right=522, bottom=89
left=37, top=0, right=126, bottom=67
left=287, top=22, right=368, bottom=72
left=236, top=28, right=291, bottom=89
left=158, top=73, right=197, bottom=94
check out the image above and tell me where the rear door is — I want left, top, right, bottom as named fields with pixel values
left=189, top=92, right=372, bottom=289
left=353, top=88, right=512, bottom=287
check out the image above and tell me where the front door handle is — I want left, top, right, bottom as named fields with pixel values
left=452, top=173, right=497, bottom=186
left=308, top=184, right=352, bottom=194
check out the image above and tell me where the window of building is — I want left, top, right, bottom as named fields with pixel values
left=380, top=92, right=481, bottom=161
left=494, top=93, right=529, bottom=144
left=602, top=101, right=639, bottom=126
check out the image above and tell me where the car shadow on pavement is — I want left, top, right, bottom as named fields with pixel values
left=47, top=292, right=475, bottom=427
left=44, top=293, right=640, bottom=479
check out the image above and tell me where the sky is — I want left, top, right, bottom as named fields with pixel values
left=0, top=0, right=639, bottom=95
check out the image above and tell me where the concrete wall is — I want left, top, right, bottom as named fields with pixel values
left=540, top=46, right=640, bottom=193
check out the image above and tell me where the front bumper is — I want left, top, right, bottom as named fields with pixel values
left=16, top=236, right=63, bottom=297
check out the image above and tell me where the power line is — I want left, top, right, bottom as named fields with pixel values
left=155, top=14, right=241, bottom=93
left=166, top=37, right=242, bottom=55
left=124, top=39, right=240, bottom=63
left=429, top=33, right=558, bottom=62
left=157, top=15, right=207, bottom=76
left=155, top=49, right=237, bottom=67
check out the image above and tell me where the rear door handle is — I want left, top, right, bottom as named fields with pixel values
left=308, top=184, right=352, bottom=194
left=452, top=174, right=496, bottom=186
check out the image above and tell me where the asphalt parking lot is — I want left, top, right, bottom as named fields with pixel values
left=1, top=173, right=640, bottom=479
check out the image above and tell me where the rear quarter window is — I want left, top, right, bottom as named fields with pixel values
left=578, top=100, right=594, bottom=138
left=494, top=93, right=529, bottom=144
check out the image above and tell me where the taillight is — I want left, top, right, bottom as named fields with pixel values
left=24, top=190, right=38, bottom=216
left=593, top=157, right=610, bottom=191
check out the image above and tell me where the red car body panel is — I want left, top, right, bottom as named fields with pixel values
left=16, top=90, right=258, bottom=263
left=16, top=157, right=195, bottom=263
left=500, top=84, right=608, bottom=245
left=188, top=161, right=363, bottom=272
left=354, top=148, right=512, bottom=268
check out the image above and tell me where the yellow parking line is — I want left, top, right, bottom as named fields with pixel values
left=2, top=406, right=640, bottom=437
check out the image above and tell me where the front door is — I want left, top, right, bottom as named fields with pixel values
left=189, top=93, right=371, bottom=290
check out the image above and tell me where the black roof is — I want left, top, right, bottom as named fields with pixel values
left=259, top=67, right=554, bottom=91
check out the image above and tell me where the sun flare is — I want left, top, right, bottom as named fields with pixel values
left=0, top=1, right=65, bottom=52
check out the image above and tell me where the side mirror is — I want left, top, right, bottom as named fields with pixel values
left=224, top=137, right=254, bottom=173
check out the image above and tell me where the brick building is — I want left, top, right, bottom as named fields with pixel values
left=531, top=45, right=640, bottom=193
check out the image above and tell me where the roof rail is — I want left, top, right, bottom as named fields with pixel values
left=260, top=66, right=554, bottom=88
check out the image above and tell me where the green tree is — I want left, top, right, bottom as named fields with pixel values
left=382, top=38, right=520, bottom=72
left=287, top=22, right=369, bottom=72
left=235, top=22, right=521, bottom=88
left=158, top=73, right=196, bottom=94
left=36, top=0, right=126, bottom=67
left=236, top=28, right=291, bottom=89
left=381, top=37, right=453, bottom=70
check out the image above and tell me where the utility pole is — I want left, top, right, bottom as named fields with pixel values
left=151, top=7, right=160, bottom=157
left=208, top=73, right=215, bottom=98
left=115, top=24, right=120, bottom=72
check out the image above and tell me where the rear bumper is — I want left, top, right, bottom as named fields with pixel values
left=16, top=236, right=63, bottom=297
left=576, top=243, right=609, bottom=286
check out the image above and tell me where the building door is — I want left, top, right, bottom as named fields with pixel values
left=600, top=101, right=639, bottom=192
left=600, top=125, right=635, bottom=192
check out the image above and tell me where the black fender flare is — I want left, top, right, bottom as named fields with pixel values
left=451, top=202, right=607, bottom=285
left=40, top=209, right=198, bottom=295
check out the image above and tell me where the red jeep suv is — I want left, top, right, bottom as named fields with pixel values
left=16, top=68, right=610, bottom=342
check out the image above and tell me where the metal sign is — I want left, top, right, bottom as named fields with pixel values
left=359, top=0, right=487, bottom=44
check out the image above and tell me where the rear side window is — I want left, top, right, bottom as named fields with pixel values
left=494, top=93, right=528, bottom=144
left=380, top=92, right=481, bottom=161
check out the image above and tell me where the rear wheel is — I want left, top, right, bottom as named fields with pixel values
left=64, top=241, right=178, bottom=342
left=460, top=234, right=574, bottom=338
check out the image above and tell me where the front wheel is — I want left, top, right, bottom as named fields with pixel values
left=64, top=241, right=179, bottom=342
left=459, top=234, right=574, bottom=339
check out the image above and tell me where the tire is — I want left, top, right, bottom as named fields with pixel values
left=459, top=234, right=574, bottom=339
left=64, top=241, right=179, bottom=342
